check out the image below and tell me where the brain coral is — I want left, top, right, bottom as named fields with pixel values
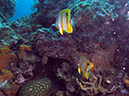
left=19, top=78, right=52, bottom=96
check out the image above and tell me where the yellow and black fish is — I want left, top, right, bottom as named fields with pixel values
left=55, top=9, right=73, bottom=35
left=77, top=56, right=94, bottom=79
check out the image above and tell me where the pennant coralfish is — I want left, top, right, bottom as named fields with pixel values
left=77, top=56, right=94, bottom=79
left=55, top=9, right=73, bottom=35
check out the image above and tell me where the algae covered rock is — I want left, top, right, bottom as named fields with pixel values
left=19, top=78, right=52, bottom=96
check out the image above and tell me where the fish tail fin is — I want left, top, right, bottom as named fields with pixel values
left=78, top=68, right=81, bottom=74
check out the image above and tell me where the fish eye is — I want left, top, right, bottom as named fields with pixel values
left=66, top=13, right=68, bottom=16
left=87, top=63, right=89, bottom=65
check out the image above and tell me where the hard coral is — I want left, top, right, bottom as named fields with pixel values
left=19, top=78, right=52, bottom=96
left=36, top=29, right=77, bottom=61
left=0, top=45, right=16, bottom=70
left=19, top=44, right=31, bottom=60
left=20, top=44, right=31, bottom=51
left=17, top=44, right=39, bottom=80
left=0, top=69, right=13, bottom=82
left=0, top=45, right=18, bottom=95
left=19, top=44, right=39, bottom=64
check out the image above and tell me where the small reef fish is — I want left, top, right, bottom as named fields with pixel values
left=77, top=56, right=94, bottom=79
left=55, top=9, right=73, bottom=35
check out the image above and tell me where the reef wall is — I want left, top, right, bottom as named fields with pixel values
left=0, top=0, right=129, bottom=96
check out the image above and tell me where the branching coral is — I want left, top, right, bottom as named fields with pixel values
left=76, top=74, right=119, bottom=95
left=68, top=0, right=119, bottom=20
left=0, top=0, right=16, bottom=20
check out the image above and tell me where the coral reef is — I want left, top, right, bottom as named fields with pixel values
left=0, top=23, right=18, bottom=46
left=91, top=43, right=118, bottom=69
left=0, top=45, right=19, bottom=96
left=35, top=27, right=78, bottom=61
left=14, top=44, right=39, bottom=82
left=19, top=78, right=52, bottom=96
left=0, top=0, right=129, bottom=96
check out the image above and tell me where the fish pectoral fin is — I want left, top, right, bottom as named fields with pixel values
left=78, top=68, right=81, bottom=74
left=59, top=29, right=63, bottom=35
left=84, top=72, right=90, bottom=79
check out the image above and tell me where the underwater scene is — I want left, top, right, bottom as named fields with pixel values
left=0, top=0, right=129, bottom=96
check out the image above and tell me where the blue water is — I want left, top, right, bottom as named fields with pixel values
left=10, top=0, right=36, bottom=21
